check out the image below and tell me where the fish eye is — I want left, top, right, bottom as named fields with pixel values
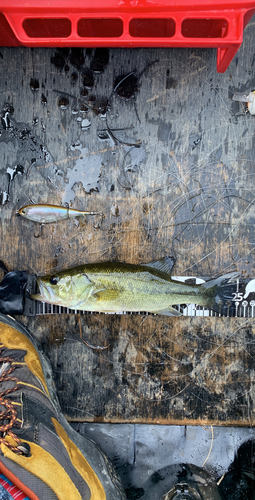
left=50, top=276, right=59, bottom=285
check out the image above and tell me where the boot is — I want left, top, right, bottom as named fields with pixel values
left=0, top=313, right=126, bottom=500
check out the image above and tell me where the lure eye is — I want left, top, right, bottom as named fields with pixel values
left=50, top=276, right=59, bottom=285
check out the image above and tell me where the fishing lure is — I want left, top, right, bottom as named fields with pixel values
left=18, top=204, right=102, bottom=223
left=232, top=90, right=255, bottom=115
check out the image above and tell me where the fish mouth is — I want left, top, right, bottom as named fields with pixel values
left=30, top=278, right=53, bottom=303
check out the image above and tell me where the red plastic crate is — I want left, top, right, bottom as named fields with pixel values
left=0, top=0, right=255, bottom=72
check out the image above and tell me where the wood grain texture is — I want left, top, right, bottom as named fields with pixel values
left=1, top=18, right=255, bottom=424
left=21, top=314, right=255, bottom=426
left=0, top=38, right=255, bottom=277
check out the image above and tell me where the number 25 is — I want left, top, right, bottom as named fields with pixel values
left=232, top=292, right=243, bottom=301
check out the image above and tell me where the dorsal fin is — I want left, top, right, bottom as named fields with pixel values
left=143, top=256, right=176, bottom=276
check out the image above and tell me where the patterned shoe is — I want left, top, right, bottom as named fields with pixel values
left=0, top=313, right=126, bottom=500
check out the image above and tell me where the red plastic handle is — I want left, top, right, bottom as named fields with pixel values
left=4, top=10, right=243, bottom=43
left=1, top=4, right=255, bottom=72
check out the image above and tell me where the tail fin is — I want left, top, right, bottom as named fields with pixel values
left=201, top=272, right=240, bottom=314
left=201, top=272, right=240, bottom=290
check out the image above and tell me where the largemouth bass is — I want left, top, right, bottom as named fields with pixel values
left=18, top=204, right=101, bottom=223
left=31, top=257, right=238, bottom=316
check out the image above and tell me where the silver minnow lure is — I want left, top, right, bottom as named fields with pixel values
left=18, top=204, right=102, bottom=223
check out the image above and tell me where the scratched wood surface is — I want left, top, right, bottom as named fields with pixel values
left=21, top=314, right=255, bottom=426
left=1, top=18, right=255, bottom=424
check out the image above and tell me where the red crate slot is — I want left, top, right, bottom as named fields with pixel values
left=129, top=18, right=176, bottom=38
left=23, top=18, right=72, bottom=38
left=0, top=0, right=255, bottom=72
left=77, top=19, right=124, bottom=38
left=181, top=19, right=229, bottom=39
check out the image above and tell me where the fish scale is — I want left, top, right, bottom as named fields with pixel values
left=23, top=273, right=255, bottom=318
left=27, top=258, right=252, bottom=317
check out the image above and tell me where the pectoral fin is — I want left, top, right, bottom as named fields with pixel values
left=92, top=289, right=120, bottom=302
left=151, top=307, right=182, bottom=316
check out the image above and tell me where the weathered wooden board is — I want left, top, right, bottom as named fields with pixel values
left=1, top=32, right=255, bottom=278
left=21, top=314, right=255, bottom=426
left=1, top=18, right=255, bottom=425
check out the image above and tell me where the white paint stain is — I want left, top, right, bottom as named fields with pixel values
left=244, top=279, right=255, bottom=299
